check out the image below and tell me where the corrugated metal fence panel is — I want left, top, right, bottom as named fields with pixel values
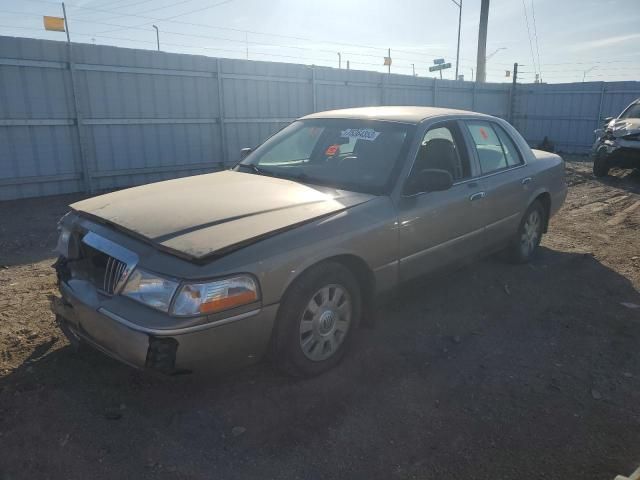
left=0, top=37, right=83, bottom=200
left=220, top=58, right=313, bottom=165
left=473, top=84, right=511, bottom=118
left=72, top=43, right=223, bottom=190
left=513, top=81, right=640, bottom=153
left=1, top=35, right=637, bottom=200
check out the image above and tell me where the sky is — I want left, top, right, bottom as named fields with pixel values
left=0, top=0, right=639, bottom=84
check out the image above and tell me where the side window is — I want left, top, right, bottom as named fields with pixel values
left=410, top=122, right=471, bottom=184
left=494, top=125, right=523, bottom=166
left=466, top=121, right=507, bottom=174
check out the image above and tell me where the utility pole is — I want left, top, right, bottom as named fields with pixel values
left=412, top=63, right=415, bottom=76
left=451, top=0, right=462, bottom=81
left=346, top=60, right=350, bottom=70
left=152, top=25, right=159, bottom=51
left=471, top=67, right=474, bottom=81
left=388, top=48, right=391, bottom=74
left=245, top=31, right=249, bottom=60
left=61, top=2, right=71, bottom=43
left=509, top=62, right=518, bottom=122
left=337, top=52, right=342, bottom=69
left=476, top=0, right=489, bottom=83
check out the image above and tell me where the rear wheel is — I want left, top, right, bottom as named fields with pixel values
left=508, top=200, right=545, bottom=264
left=274, top=262, right=361, bottom=377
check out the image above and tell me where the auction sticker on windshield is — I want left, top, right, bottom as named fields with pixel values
left=341, top=128, right=380, bottom=141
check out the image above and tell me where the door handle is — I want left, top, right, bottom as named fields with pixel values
left=469, top=191, right=486, bottom=201
left=521, top=177, right=532, bottom=185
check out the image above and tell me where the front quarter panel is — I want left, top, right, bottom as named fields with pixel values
left=211, top=195, right=399, bottom=306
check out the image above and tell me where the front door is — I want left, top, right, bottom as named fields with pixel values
left=397, top=121, right=487, bottom=282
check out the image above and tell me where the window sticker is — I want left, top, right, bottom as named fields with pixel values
left=479, top=127, right=489, bottom=140
left=325, top=144, right=340, bottom=156
left=340, top=128, right=381, bottom=141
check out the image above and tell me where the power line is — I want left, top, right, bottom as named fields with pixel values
left=530, top=0, right=542, bottom=80
left=0, top=9, right=440, bottom=66
left=94, top=0, right=235, bottom=35
left=19, top=0, right=458, bottom=60
left=521, top=0, right=538, bottom=79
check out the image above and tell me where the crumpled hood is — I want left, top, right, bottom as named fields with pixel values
left=71, top=171, right=373, bottom=260
left=607, top=118, right=640, bottom=138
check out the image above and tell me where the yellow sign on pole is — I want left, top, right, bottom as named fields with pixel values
left=43, top=16, right=65, bottom=32
left=384, top=57, right=392, bottom=66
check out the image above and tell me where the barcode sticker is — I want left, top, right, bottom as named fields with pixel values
left=340, top=128, right=380, bottom=141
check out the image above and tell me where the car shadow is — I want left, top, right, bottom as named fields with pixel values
left=1, top=247, right=640, bottom=479
left=565, top=160, right=640, bottom=195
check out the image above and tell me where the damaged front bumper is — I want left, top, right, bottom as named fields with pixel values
left=592, top=136, right=640, bottom=169
left=51, top=275, right=279, bottom=374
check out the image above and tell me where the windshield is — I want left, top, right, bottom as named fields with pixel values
left=235, top=119, right=415, bottom=194
left=620, top=102, right=640, bottom=119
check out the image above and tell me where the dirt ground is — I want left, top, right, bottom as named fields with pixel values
left=0, top=158, right=639, bottom=480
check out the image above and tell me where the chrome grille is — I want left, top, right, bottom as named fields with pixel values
left=102, top=255, right=127, bottom=295
left=80, top=232, right=138, bottom=297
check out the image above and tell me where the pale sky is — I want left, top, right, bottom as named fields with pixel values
left=1, top=0, right=639, bottom=84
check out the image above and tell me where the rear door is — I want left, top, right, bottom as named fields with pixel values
left=397, top=120, right=488, bottom=281
left=462, top=120, right=532, bottom=248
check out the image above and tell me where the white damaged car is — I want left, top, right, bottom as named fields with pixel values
left=592, top=98, right=640, bottom=177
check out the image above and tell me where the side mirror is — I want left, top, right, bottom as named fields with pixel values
left=422, top=169, right=454, bottom=192
left=240, top=147, right=253, bottom=160
left=405, top=169, right=453, bottom=195
left=603, top=116, right=614, bottom=125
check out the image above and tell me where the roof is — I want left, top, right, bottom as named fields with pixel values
left=301, top=106, right=492, bottom=124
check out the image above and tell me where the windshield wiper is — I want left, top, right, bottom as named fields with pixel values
left=238, top=163, right=266, bottom=175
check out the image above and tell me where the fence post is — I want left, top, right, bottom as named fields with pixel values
left=433, top=78, right=438, bottom=106
left=311, top=66, right=317, bottom=112
left=596, top=82, right=606, bottom=126
left=471, top=82, right=477, bottom=111
left=67, top=43, right=92, bottom=193
left=216, top=58, right=227, bottom=169
left=508, top=62, right=518, bottom=124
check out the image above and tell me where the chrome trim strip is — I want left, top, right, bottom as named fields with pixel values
left=399, top=225, right=485, bottom=263
left=484, top=212, right=521, bottom=230
left=98, top=307, right=261, bottom=335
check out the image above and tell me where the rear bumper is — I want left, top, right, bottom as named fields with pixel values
left=52, top=281, right=278, bottom=374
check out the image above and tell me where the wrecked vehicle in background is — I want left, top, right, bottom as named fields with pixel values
left=592, top=98, right=640, bottom=177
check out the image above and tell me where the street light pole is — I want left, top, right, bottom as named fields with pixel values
left=337, top=52, right=341, bottom=69
left=152, top=25, right=159, bottom=51
left=451, top=0, right=462, bottom=81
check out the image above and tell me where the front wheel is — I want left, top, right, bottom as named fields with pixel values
left=273, top=262, right=361, bottom=377
left=508, top=201, right=545, bottom=264
left=593, top=152, right=610, bottom=177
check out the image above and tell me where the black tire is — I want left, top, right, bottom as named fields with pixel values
left=508, top=200, right=545, bottom=264
left=273, top=262, right=361, bottom=377
left=593, top=153, right=610, bottom=177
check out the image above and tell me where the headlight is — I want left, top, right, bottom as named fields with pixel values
left=171, top=275, right=259, bottom=317
left=121, top=268, right=179, bottom=312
